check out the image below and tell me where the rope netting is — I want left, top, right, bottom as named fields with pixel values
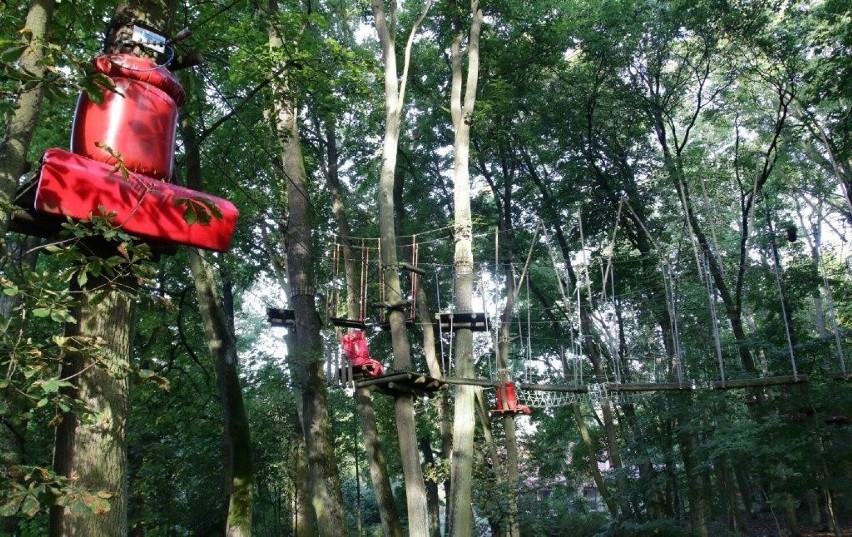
left=515, top=384, right=651, bottom=408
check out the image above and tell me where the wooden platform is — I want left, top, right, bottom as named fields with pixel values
left=267, top=308, right=295, bottom=327
left=329, top=317, right=369, bottom=330
left=435, top=312, right=491, bottom=332
left=356, top=371, right=445, bottom=397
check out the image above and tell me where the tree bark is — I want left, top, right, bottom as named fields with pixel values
left=268, top=4, right=348, bottom=533
left=446, top=2, right=483, bottom=535
left=50, top=3, right=172, bottom=534
left=495, top=232, right=521, bottom=537
left=675, top=399, right=708, bottom=537
left=416, top=271, right=453, bottom=536
left=188, top=250, right=254, bottom=536
left=289, top=407, right=317, bottom=537
left=180, top=74, right=253, bottom=536
left=572, top=404, right=618, bottom=517
left=322, top=116, right=404, bottom=537
left=0, top=0, right=53, bottom=242
left=50, top=280, right=132, bottom=536
left=371, top=1, right=432, bottom=534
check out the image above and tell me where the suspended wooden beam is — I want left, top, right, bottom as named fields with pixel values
left=517, top=382, right=589, bottom=394
left=711, top=375, right=808, bottom=389
left=379, top=318, right=415, bottom=332
left=491, top=408, right=532, bottom=416
left=356, top=371, right=445, bottom=397
left=442, top=377, right=501, bottom=388
left=607, top=382, right=695, bottom=393
left=399, top=262, right=426, bottom=275
left=435, top=312, right=491, bottom=332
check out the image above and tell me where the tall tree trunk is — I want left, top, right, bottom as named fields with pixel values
left=323, top=117, right=403, bottom=537
left=0, top=14, right=51, bottom=514
left=416, top=284, right=453, bottom=535
left=268, top=4, right=347, bottom=533
left=0, top=0, right=53, bottom=242
left=180, top=75, right=253, bottom=536
left=50, top=3, right=173, bottom=534
left=675, top=399, right=708, bottom=537
left=572, top=404, right=618, bottom=516
left=495, top=233, right=521, bottom=537
left=370, top=2, right=432, bottom=534
left=187, top=251, right=254, bottom=536
left=419, top=436, right=443, bottom=537
left=289, top=407, right=317, bottom=537
left=446, top=2, right=483, bottom=535
left=50, top=279, right=132, bottom=536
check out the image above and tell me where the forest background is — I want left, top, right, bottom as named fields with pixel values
left=1, top=0, right=851, bottom=536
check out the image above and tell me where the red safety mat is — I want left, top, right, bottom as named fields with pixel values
left=34, top=148, right=238, bottom=252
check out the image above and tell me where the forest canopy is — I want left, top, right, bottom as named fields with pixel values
left=1, top=0, right=850, bottom=536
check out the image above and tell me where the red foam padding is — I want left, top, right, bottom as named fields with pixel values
left=93, top=54, right=186, bottom=105
left=341, top=330, right=384, bottom=376
left=496, top=381, right=530, bottom=414
left=34, top=148, right=238, bottom=252
left=71, top=77, right=178, bottom=179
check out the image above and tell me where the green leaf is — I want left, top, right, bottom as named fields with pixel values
left=2, top=284, right=18, bottom=296
left=0, top=496, right=23, bottom=517
left=50, top=310, right=75, bottom=324
left=0, top=44, right=27, bottom=63
left=32, top=308, right=50, bottom=318
left=182, top=205, right=198, bottom=225
left=20, top=495, right=40, bottom=517
left=39, top=379, right=70, bottom=394
left=77, top=269, right=88, bottom=287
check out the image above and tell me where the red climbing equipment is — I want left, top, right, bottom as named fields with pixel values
left=341, top=330, right=384, bottom=378
left=35, top=149, right=238, bottom=252
left=27, top=53, right=238, bottom=252
left=495, top=381, right=531, bottom=415
left=71, top=54, right=185, bottom=179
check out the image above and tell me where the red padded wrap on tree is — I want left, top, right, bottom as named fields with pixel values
left=34, top=148, right=239, bottom=252
left=496, top=381, right=531, bottom=414
left=70, top=54, right=184, bottom=180
left=92, top=54, right=186, bottom=105
left=341, top=331, right=384, bottom=377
